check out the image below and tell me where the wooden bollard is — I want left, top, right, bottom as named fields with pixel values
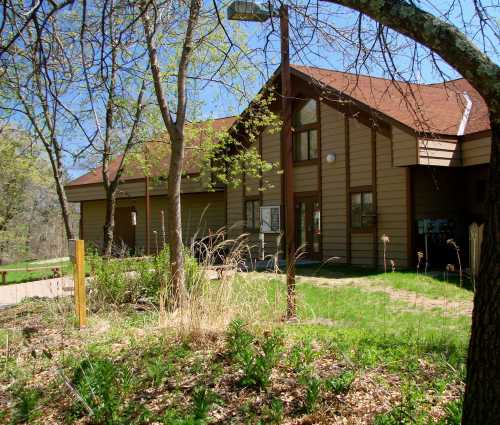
left=69, top=239, right=86, bottom=328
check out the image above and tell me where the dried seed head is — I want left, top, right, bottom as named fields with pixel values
left=417, top=251, right=424, bottom=259
left=446, top=264, right=455, bottom=272
left=381, top=234, right=390, bottom=243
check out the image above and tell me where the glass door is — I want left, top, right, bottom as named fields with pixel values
left=295, top=195, right=321, bottom=260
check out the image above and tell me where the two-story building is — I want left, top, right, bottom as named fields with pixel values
left=65, top=65, right=491, bottom=268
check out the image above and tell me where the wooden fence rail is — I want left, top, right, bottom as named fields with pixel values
left=0, top=266, right=62, bottom=284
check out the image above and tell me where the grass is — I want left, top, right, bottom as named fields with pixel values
left=0, top=259, right=73, bottom=284
left=295, top=263, right=473, bottom=302
left=0, top=266, right=469, bottom=424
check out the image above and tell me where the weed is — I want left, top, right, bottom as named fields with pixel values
left=261, top=397, right=284, bottom=424
left=10, top=385, right=42, bottom=424
left=146, top=355, right=173, bottom=386
left=373, top=382, right=428, bottom=424
left=70, top=356, right=138, bottom=424
left=438, top=398, right=462, bottom=425
left=324, top=370, right=356, bottom=394
left=226, top=319, right=284, bottom=389
left=191, top=386, right=220, bottom=420
left=288, top=339, right=316, bottom=373
left=299, top=373, right=322, bottom=413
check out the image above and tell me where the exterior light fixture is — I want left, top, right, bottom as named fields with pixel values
left=227, top=0, right=274, bottom=22
left=326, top=153, right=337, bottom=163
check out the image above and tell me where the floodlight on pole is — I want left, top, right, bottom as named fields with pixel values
left=227, top=1, right=275, bottom=22
left=227, top=1, right=297, bottom=320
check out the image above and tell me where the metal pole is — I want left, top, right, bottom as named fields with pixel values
left=280, top=5, right=296, bottom=320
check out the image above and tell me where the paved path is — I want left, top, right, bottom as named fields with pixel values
left=0, top=276, right=73, bottom=308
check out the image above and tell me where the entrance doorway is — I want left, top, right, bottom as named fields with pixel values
left=295, top=194, right=321, bottom=260
left=114, top=207, right=136, bottom=253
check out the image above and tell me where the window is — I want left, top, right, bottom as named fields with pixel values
left=260, top=206, right=281, bottom=233
left=293, top=99, right=317, bottom=126
left=245, top=199, right=260, bottom=231
left=293, top=99, right=318, bottom=162
left=294, top=129, right=318, bottom=161
left=351, top=192, right=375, bottom=229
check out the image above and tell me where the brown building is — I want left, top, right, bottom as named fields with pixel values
left=65, top=65, right=491, bottom=268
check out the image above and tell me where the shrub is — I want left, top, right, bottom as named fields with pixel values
left=226, top=319, right=284, bottom=389
left=88, top=246, right=206, bottom=309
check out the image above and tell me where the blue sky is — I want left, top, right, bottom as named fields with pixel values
left=68, top=0, right=499, bottom=177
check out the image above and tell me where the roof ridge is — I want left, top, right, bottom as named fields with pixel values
left=291, top=64, right=464, bottom=90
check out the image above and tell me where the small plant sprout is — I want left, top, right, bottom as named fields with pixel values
left=381, top=234, right=390, bottom=273
left=416, top=251, right=424, bottom=275
left=447, top=239, right=463, bottom=287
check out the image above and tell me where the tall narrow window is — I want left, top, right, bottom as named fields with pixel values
left=293, top=100, right=318, bottom=162
left=245, top=199, right=260, bottom=231
left=351, top=192, right=375, bottom=228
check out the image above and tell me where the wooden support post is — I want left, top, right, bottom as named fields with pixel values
left=70, top=239, right=87, bottom=328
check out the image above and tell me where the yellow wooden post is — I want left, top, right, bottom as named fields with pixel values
left=70, top=239, right=86, bottom=328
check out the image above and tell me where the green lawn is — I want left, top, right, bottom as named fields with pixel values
left=295, top=263, right=473, bottom=301
left=0, top=259, right=73, bottom=284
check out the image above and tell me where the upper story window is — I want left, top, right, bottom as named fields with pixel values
left=293, top=99, right=317, bottom=127
left=293, top=99, right=318, bottom=162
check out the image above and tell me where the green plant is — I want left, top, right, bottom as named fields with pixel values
left=373, top=382, right=428, bottom=425
left=191, top=386, right=220, bottom=421
left=10, top=385, right=42, bottom=424
left=324, top=370, right=355, bottom=394
left=226, top=320, right=284, bottom=389
left=288, top=339, right=316, bottom=372
left=299, top=373, right=322, bottom=413
left=70, top=357, right=138, bottom=424
left=438, top=398, right=462, bottom=425
left=146, top=355, right=173, bottom=386
left=261, top=397, right=284, bottom=424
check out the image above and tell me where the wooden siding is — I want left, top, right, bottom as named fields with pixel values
left=351, top=233, right=374, bottom=265
left=462, top=136, right=491, bottom=166
left=67, top=176, right=213, bottom=202
left=418, top=138, right=461, bottom=167
left=348, top=118, right=374, bottom=264
left=81, top=192, right=225, bottom=254
left=321, top=104, right=347, bottom=262
left=393, top=126, right=418, bottom=166
left=376, top=132, right=409, bottom=267
left=349, top=118, right=372, bottom=187
left=261, top=129, right=283, bottom=256
left=293, top=164, right=318, bottom=192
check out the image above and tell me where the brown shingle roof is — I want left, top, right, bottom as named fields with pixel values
left=66, top=116, right=236, bottom=187
left=292, top=65, right=490, bottom=136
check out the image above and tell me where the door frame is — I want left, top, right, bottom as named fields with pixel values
left=294, top=191, right=322, bottom=260
left=114, top=206, right=136, bottom=253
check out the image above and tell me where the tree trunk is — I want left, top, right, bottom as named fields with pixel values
left=167, top=132, right=185, bottom=307
left=102, top=190, right=116, bottom=257
left=49, top=158, right=75, bottom=242
left=462, top=114, right=500, bottom=424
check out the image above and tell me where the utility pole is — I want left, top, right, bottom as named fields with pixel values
left=227, top=0, right=296, bottom=319
left=279, top=5, right=296, bottom=319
